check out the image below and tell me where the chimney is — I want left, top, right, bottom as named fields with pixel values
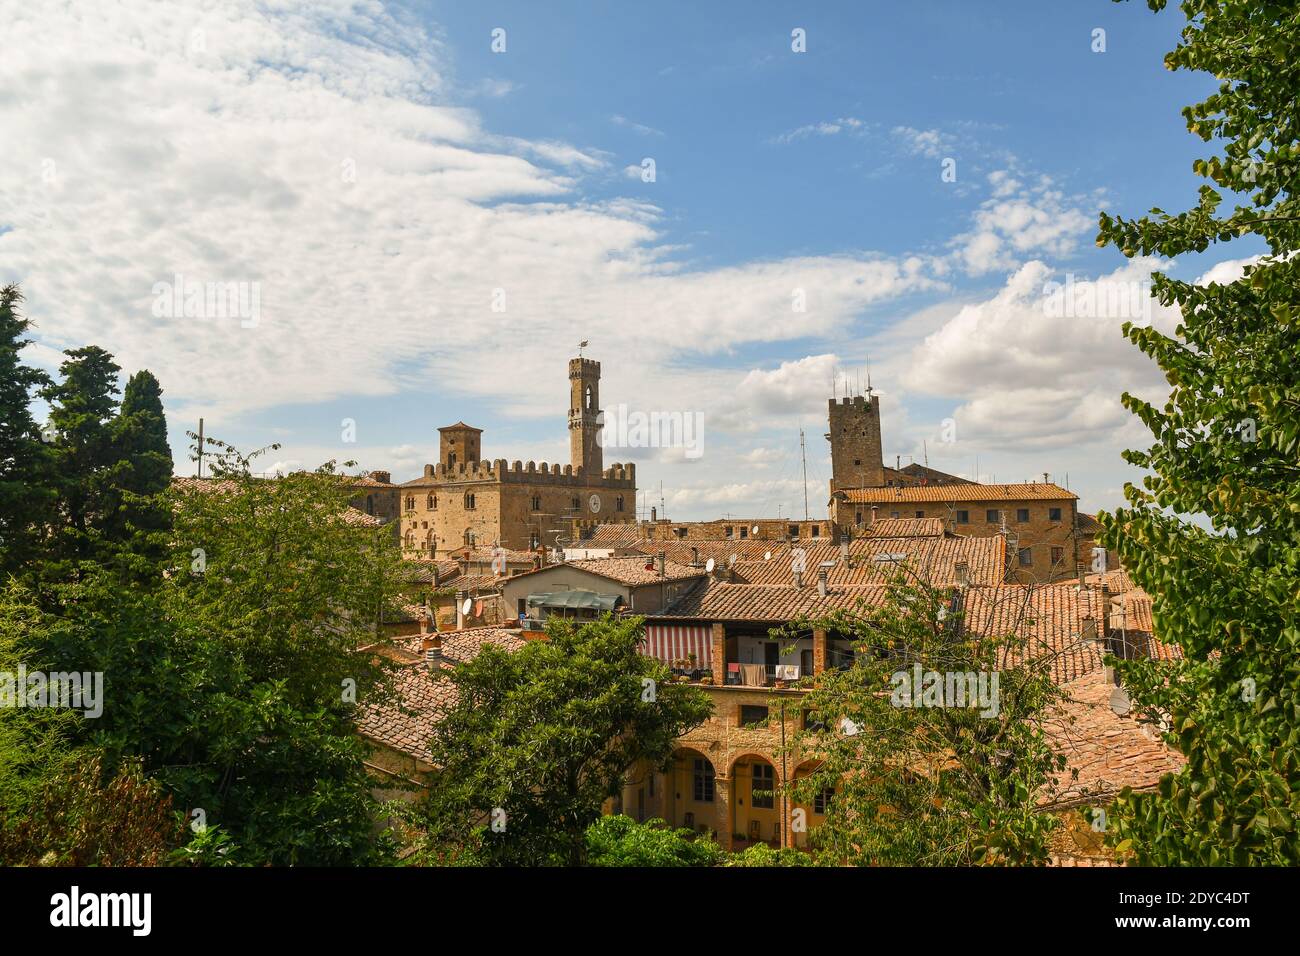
left=817, top=566, right=828, bottom=598
left=870, top=505, right=878, bottom=527
left=455, top=589, right=469, bottom=630
left=794, top=569, right=804, bottom=589
left=955, top=561, right=969, bottom=587
left=422, top=630, right=443, bottom=674
left=651, top=506, right=657, bottom=522
left=368, top=470, right=391, bottom=484
left=691, top=546, right=699, bottom=566
left=431, top=564, right=440, bottom=588
left=656, top=550, right=666, bottom=576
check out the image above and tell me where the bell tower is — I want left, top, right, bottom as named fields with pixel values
left=568, top=357, right=603, bottom=476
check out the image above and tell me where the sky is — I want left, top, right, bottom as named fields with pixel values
left=1, top=0, right=1264, bottom=521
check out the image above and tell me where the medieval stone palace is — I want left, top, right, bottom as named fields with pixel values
left=397, top=357, right=637, bottom=558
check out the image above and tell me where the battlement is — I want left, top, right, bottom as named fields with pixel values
left=829, top=394, right=874, bottom=410
left=418, top=458, right=636, bottom=487
left=569, top=357, right=601, bottom=378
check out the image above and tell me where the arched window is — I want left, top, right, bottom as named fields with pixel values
left=616, top=495, right=624, bottom=513
left=448, top=452, right=457, bottom=468
left=571, top=496, right=580, bottom=511
left=427, top=494, right=435, bottom=509
left=531, top=494, right=541, bottom=511
left=405, top=496, right=414, bottom=511
left=464, top=493, right=476, bottom=510
left=464, top=529, right=476, bottom=546
left=404, top=531, right=414, bottom=549
left=529, top=531, right=540, bottom=550
left=585, top=384, right=593, bottom=411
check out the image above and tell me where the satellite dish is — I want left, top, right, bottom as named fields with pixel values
left=752, top=525, right=759, bottom=534
left=705, top=557, right=716, bottom=573
left=764, top=551, right=772, bottom=561
left=728, top=553, right=738, bottom=567
left=1109, top=686, right=1131, bottom=716
left=461, top=598, right=473, bottom=616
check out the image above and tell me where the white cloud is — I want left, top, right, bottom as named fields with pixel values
left=1, top=0, right=945, bottom=431
left=949, top=175, right=1095, bottom=275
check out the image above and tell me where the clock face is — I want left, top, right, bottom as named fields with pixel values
left=588, top=494, right=601, bottom=514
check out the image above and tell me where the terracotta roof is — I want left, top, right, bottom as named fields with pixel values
left=438, top=422, right=482, bottom=432
left=864, top=517, right=946, bottom=538
left=358, top=626, right=525, bottom=761
left=631, top=538, right=793, bottom=565
left=728, top=536, right=1005, bottom=588
left=960, top=585, right=1107, bottom=684
left=402, top=558, right=462, bottom=584
left=452, top=546, right=537, bottom=566
left=509, top=556, right=705, bottom=587
left=342, top=507, right=385, bottom=528
left=840, top=482, right=1077, bottom=503
left=657, top=580, right=890, bottom=623
left=1042, top=666, right=1185, bottom=808
left=1076, top=512, right=1103, bottom=534
left=584, top=524, right=644, bottom=549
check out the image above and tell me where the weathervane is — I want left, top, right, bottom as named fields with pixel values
left=578, top=339, right=588, bottom=357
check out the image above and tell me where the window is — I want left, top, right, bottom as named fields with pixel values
left=464, top=529, right=476, bottom=547
left=725, top=526, right=733, bottom=538
left=405, top=496, right=414, bottom=511
left=986, top=509, right=999, bottom=523
left=693, top=759, right=714, bottom=802
left=814, top=787, right=834, bottom=815
left=915, top=510, right=924, bottom=519
left=956, top=510, right=969, bottom=523
left=365, top=495, right=373, bottom=515
left=616, top=495, right=624, bottom=513
left=572, top=496, right=581, bottom=512
left=740, top=705, right=769, bottom=727
left=585, top=384, right=594, bottom=411
left=1049, top=507, right=1062, bottom=522
left=853, top=458, right=861, bottom=465
left=750, top=764, right=775, bottom=810
left=1018, top=547, right=1033, bottom=567
left=529, top=531, right=540, bottom=549
left=890, top=511, right=900, bottom=519
left=530, top=494, right=541, bottom=511
left=788, top=525, right=799, bottom=538
left=1051, top=546, right=1064, bottom=565
left=855, top=511, right=863, bottom=525
left=447, top=452, right=456, bottom=468
left=431, top=495, right=438, bottom=510
left=811, top=526, right=819, bottom=538
left=426, top=494, right=434, bottom=509
left=674, top=527, right=687, bottom=539
left=1016, top=508, right=1030, bottom=523
left=464, top=493, right=476, bottom=510
left=802, top=709, right=825, bottom=732
left=404, top=531, right=413, bottom=548
left=740, top=527, right=748, bottom=539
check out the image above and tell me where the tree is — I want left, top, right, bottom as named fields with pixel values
left=775, top=579, right=1066, bottom=866
left=5, top=438, right=411, bottom=865
left=39, top=345, right=122, bottom=573
left=102, top=369, right=173, bottom=576
left=1096, top=0, right=1300, bottom=865
left=0, top=285, right=54, bottom=578
left=418, top=615, right=713, bottom=866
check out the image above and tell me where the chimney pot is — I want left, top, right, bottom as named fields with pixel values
left=817, top=567, right=828, bottom=598
left=794, top=569, right=803, bottom=589
left=422, top=631, right=443, bottom=673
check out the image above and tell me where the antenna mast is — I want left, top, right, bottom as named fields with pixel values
left=197, top=417, right=205, bottom=478
left=800, top=428, right=809, bottom=522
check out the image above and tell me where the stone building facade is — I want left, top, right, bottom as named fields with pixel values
left=825, top=393, right=1089, bottom=583
left=397, top=357, right=636, bottom=558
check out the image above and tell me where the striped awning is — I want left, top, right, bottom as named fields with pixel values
left=644, top=624, right=713, bottom=667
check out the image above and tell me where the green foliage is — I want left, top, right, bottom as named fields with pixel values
left=585, top=815, right=724, bottom=867
left=0, top=285, right=54, bottom=578
left=417, top=614, right=713, bottom=866
left=0, top=751, right=182, bottom=866
left=1097, top=0, right=1300, bottom=865
left=776, top=579, right=1065, bottom=866
left=724, top=843, right=817, bottom=867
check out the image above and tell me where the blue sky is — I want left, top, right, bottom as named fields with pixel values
left=2, top=0, right=1260, bottom=520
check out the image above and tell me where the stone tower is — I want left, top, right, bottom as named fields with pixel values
left=439, top=422, right=482, bottom=469
left=828, top=394, right=884, bottom=491
left=568, top=357, right=603, bottom=476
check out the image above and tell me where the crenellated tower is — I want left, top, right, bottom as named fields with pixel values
left=568, top=357, right=603, bottom=476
